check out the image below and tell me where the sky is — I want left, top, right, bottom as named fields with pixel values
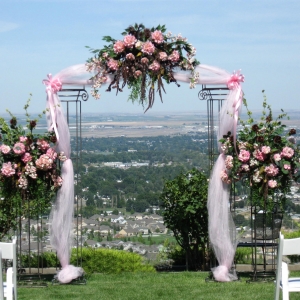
left=1, top=0, right=300, bottom=116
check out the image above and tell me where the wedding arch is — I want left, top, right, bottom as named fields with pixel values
left=42, top=24, right=245, bottom=283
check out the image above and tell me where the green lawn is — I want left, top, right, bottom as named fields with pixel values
left=17, top=271, right=300, bottom=300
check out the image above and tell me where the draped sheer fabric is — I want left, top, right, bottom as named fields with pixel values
left=44, top=63, right=243, bottom=283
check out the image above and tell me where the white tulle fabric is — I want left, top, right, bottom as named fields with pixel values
left=44, top=63, right=243, bottom=283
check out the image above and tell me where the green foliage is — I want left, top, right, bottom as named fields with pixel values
left=234, top=247, right=252, bottom=264
left=70, top=248, right=155, bottom=275
left=20, top=252, right=60, bottom=268
left=19, top=248, right=155, bottom=275
left=160, top=168, right=209, bottom=270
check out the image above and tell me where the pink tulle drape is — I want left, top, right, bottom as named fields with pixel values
left=44, top=63, right=243, bottom=283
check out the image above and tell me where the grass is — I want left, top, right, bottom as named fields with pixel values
left=17, top=271, right=300, bottom=300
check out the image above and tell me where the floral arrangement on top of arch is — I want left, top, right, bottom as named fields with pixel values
left=0, top=98, right=65, bottom=238
left=219, top=93, right=300, bottom=210
left=86, top=23, right=200, bottom=111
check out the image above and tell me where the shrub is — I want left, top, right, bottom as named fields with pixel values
left=234, top=247, right=252, bottom=264
left=70, top=248, right=155, bottom=275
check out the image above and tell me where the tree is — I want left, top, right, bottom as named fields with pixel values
left=160, top=168, right=209, bottom=271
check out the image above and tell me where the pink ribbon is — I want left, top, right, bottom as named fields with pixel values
left=227, top=70, right=244, bottom=90
left=42, top=74, right=62, bottom=93
left=227, top=70, right=244, bottom=153
left=43, top=74, right=62, bottom=142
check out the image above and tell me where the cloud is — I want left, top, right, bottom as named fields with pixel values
left=0, top=21, right=19, bottom=33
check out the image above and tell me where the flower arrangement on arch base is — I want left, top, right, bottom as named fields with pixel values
left=0, top=97, right=65, bottom=239
left=220, top=92, right=300, bottom=211
left=86, top=23, right=199, bottom=111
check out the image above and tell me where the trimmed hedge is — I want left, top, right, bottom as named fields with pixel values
left=20, top=248, right=155, bottom=275
left=71, top=248, right=155, bottom=274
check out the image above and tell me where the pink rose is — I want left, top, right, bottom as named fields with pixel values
left=134, top=70, right=142, bottom=78
left=0, top=145, right=11, bottom=154
left=52, top=175, right=63, bottom=188
left=238, top=150, right=250, bottom=162
left=46, top=148, right=58, bottom=160
left=241, top=164, right=250, bottom=172
left=21, top=152, right=32, bottom=163
left=148, top=60, right=160, bottom=72
left=253, top=149, right=265, bottom=161
left=123, top=34, right=136, bottom=48
left=261, top=146, right=271, bottom=154
left=102, top=52, right=109, bottom=58
left=126, top=53, right=135, bottom=61
left=284, top=164, right=291, bottom=170
left=268, top=180, right=278, bottom=188
left=35, top=154, right=53, bottom=170
left=107, top=58, right=119, bottom=71
left=18, top=176, right=28, bottom=189
left=151, top=30, right=164, bottom=44
left=113, top=40, right=125, bottom=53
left=273, top=153, right=281, bottom=162
left=168, top=50, right=180, bottom=62
left=19, top=136, right=28, bottom=142
left=25, top=162, right=37, bottom=179
left=141, top=41, right=155, bottom=55
left=1, top=162, right=15, bottom=177
left=37, top=139, right=50, bottom=151
left=265, top=164, right=279, bottom=176
left=159, top=52, right=168, bottom=61
left=13, top=142, right=26, bottom=155
left=225, top=155, right=233, bottom=169
left=281, top=147, right=294, bottom=158
left=141, top=57, right=149, bottom=64
left=220, top=170, right=231, bottom=184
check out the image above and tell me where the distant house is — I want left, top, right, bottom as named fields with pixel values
left=118, top=227, right=138, bottom=237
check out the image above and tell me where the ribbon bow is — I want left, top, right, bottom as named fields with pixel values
left=227, top=70, right=245, bottom=154
left=42, top=74, right=62, bottom=93
left=227, top=70, right=245, bottom=90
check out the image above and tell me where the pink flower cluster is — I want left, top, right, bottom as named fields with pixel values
left=265, top=164, right=279, bottom=176
left=220, top=170, right=231, bottom=184
left=123, top=35, right=137, bottom=48
left=126, top=53, right=135, bottom=61
left=37, top=139, right=50, bottom=151
left=0, top=145, right=11, bottom=154
left=52, top=175, right=63, bottom=188
left=35, top=154, right=53, bottom=171
left=151, top=30, right=164, bottom=44
left=142, top=41, right=155, bottom=55
left=107, top=59, right=119, bottom=71
left=238, top=150, right=250, bottom=163
left=113, top=41, right=125, bottom=54
left=18, top=175, right=28, bottom=189
left=281, top=147, right=294, bottom=158
left=13, top=142, right=26, bottom=155
left=25, top=162, right=37, bottom=179
left=168, top=50, right=180, bottom=62
left=149, top=60, right=160, bottom=72
left=1, top=162, right=16, bottom=177
left=253, top=149, right=265, bottom=161
left=225, top=155, right=233, bottom=169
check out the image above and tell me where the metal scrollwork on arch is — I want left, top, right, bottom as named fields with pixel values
left=198, top=84, right=229, bottom=171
